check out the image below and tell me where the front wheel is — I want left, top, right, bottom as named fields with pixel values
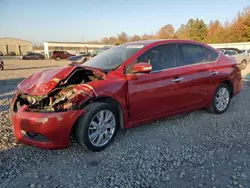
left=75, top=102, right=119, bottom=151
left=207, top=83, right=231, bottom=114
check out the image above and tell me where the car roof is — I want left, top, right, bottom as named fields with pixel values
left=123, top=39, right=207, bottom=47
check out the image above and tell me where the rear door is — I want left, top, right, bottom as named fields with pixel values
left=176, top=43, right=217, bottom=108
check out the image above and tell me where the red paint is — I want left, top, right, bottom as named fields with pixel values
left=18, top=66, right=76, bottom=96
left=10, top=105, right=83, bottom=149
left=131, top=63, right=152, bottom=73
left=10, top=40, right=242, bottom=149
left=50, top=51, right=75, bottom=60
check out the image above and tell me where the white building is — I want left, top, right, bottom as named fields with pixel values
left=43, top=41, right=113, bottom=58
left=0, top=37, right=33, bottom=55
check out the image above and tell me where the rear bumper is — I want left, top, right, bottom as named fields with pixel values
left=232, top=75, right=242, bottom=97
left=10, top=105, right=83, bottom=149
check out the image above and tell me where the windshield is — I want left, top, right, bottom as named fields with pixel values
left=91, top=48, right=102, bottom=55
left=83, top=45, right=143, bottom=70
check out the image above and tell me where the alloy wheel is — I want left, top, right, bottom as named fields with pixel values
left=88, top=110, right=116, bottom=147
left=215, top=87, right=230, bottom=111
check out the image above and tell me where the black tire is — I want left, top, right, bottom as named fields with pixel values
left=75, top=102, right=119, bottom=151
left=55, top=56, right=61, bottom=61
left=0, top=65, right=3, bottom=71
left=240, top=60, right=247, bottom=70
left=207, top=83, right=231, bottom=114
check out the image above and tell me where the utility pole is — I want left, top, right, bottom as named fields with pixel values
left=82, top=36, right=84, bottom=43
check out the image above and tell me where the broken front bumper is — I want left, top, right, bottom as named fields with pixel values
left=9, top=104, right=83, bottom=149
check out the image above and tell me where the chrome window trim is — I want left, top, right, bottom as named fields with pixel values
left=126, top=60, right=218, bottom=76
left=125, top=48, right=220, bottom=76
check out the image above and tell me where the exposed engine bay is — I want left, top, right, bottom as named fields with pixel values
left=14, top=68, right=103, bottom=112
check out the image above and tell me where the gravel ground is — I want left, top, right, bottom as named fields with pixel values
left=0, top=60, right=250, bottom=188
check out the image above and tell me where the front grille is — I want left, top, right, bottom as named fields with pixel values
left=21, top=130, right=49, bottom=142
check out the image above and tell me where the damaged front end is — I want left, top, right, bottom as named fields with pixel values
left=13, top=67, right=103, bottom=113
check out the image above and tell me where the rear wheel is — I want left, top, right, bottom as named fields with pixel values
left=240, top=60, right=247, bottom=70
left=55, top=56, right=61, bottom=61
left=207, top=83, right=231, bottom=114
left=75, top=102, right=119, bottom=151
left=0, top=65, right=3, bottom=71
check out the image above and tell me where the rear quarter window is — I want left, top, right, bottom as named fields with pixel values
left=205, top=47, right=219, bottom=61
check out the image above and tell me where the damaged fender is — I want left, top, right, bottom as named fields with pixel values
left=14, top=66, right=102, bottom=112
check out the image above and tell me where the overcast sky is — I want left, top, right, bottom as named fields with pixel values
left=0, top=0, right=249, bottom=44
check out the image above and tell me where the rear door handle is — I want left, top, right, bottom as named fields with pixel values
left=210, top=71, right=219, bottom=75
left=172, top=77, right=183, bottom=82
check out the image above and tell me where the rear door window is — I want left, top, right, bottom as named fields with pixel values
left=205, top=47, right=219, bottom=61
left=179, top=44, right=209, bottom=66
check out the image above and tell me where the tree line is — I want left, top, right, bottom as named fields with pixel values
left=100, top=6, right=250, bottom=45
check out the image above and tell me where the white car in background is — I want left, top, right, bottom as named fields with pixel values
left=240, top=49, right=250, bottom=58
left=217, top=48, right=249, bottom=69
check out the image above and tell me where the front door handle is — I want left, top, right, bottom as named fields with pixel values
left=210, top=71, right=219, bottom=75
left=172, top=77, right=183, bottom=82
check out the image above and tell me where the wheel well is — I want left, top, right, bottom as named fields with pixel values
left=221, top=80, right=233, bottom=97
left=72, top=96, right=124, bottom=132
left=90, top=97, right=124, bottom=130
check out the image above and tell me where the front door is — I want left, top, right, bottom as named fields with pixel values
left=126, top=43, right=189, bottom=124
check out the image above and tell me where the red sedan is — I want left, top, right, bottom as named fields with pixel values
left=9, top=40, right=242, bottom=151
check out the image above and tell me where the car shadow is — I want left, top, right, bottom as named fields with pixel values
left=5, top=65, right=62, bottom=71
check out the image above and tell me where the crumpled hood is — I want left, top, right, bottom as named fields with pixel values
left=18, top=66, right=77, bottom=96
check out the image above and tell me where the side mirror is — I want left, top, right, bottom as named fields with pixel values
left=132, top=62, right=152, bottom=74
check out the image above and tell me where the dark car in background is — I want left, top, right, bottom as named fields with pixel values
left=50, top=51, right=75, bottom=61
left=90, top=46, right=112, bottom=57
left=67, top=46, right=113, bottom=65
left=20, top=53, right=45, bottom=60
left=67, top=54, right=90, bottom=65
